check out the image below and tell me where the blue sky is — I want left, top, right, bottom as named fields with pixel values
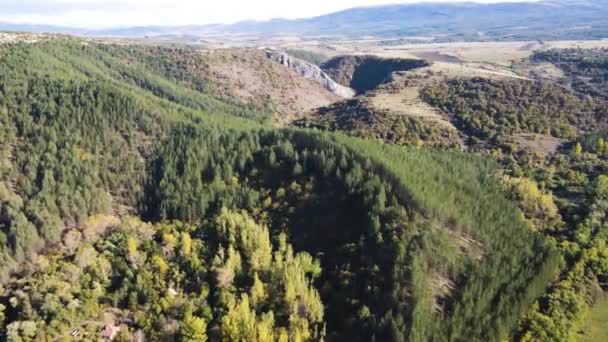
left=0, top=0, right=538, bottom=28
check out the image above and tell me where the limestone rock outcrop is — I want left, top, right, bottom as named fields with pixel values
left=266, top=50, right=356, bottom=98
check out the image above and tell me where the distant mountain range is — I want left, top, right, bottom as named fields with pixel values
left=2, top=0, right=608, bottom=41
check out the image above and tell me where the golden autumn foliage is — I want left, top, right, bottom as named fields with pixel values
left=501, top=175, right=560, bottom=229
left=213, top=210, right=324, bottom=340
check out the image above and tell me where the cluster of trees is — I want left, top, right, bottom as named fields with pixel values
left=294, top=98, right=461, bottom=147
left=1, top=40, right=269, bottom=124
left=517, top=197, right=608, bottom=341
left=0, top=76, right=163, bottom=280
left=93, top=44, right=271, bottom=122
left=0, top=39, right=272, bottom=281
left=149, top=123, right=561, bottom=341
left=421, top=77, right=608, bottom=140
left=577, top=130, right=608, bottom=155
left=481, top=123, right=608, bottom=340
left=145, top=125, right=419, bottom=340
left=0, top=211, right=324, bottom=340
left=212, top=209, right=324, bottom=340
left=341, top=136, right=561, bottom=341
left=500, top=176, right=560, bottom=231
left=532, top=48, right=608, bottom=99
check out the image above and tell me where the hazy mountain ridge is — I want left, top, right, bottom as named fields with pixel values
left=2, top=0, right=608, bottom=41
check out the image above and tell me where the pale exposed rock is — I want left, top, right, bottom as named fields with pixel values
left=266, top=50, right=356, bottom=98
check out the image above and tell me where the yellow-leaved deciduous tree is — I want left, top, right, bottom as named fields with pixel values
left=162, top=232, right=177, bottom=250
left=501, top=176, right=560, bottom=229
left=152, top=255, right=169, bottom=275
left=0, top=303, right=6, bottom=332
left=213, top=210, right=325, bottom=341
left=221, top=294, right=257, bottom=341
left=181, top=313, right=208, bottom=342
left=256, top=312, right=275, bottom=342
left=250, top=273, right=266, bottom=307
left=263, top=234, right=324, bottom=339
left=126, top=236, right=143, bottom=267
left=280, top=247, right=324, bottom=336
left=596, top=137, right=606, bottom=154
left=216, top=208, right=272, bottom=271
left=74, top=244, right=98, bottom=268
left=127, top=236, right=138, bottom=257
left=222, top=294, right=277, bottom=342
left=214, top=245, right=242, bottom=290
left=277, top=328, right=289, bottom=342
left=575, top=142, right=583, bottom=155
left=181, top=232, right=192, bottom=257
left=289, top=314, right=312, bottom=342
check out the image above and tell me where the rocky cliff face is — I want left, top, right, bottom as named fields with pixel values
left=266, top=50, right=356, bottom=98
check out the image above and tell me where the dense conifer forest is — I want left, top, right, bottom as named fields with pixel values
left=0, top=39, right=607, bottom=342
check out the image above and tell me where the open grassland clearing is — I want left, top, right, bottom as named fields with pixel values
left=369, top=81, right=457, bottom=131
left=512, top=133, right=566, bottom=156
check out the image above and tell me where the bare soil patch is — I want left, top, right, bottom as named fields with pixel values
left=370, top=86, right=455, bottom=130
left=513, top=133, right=566, bottom=155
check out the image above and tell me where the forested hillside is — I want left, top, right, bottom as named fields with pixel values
left=531, top=48, right=608, bottom=99
left=414, top=61, right=608, bottom=340
left=293, top=97, right=461, bottom=147
left=0, top=38, right=603, bottom=342
left=292, top=46, right=608, bottom=341
left=421, top=77, right=608, bottom=141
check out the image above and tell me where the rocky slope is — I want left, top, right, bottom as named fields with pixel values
left=202, top=49, right=342, bottom=124
left=266, top=49, right=355, bottom=98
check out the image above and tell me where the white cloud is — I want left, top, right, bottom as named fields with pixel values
left=0, top=0, right=538, bottom=28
